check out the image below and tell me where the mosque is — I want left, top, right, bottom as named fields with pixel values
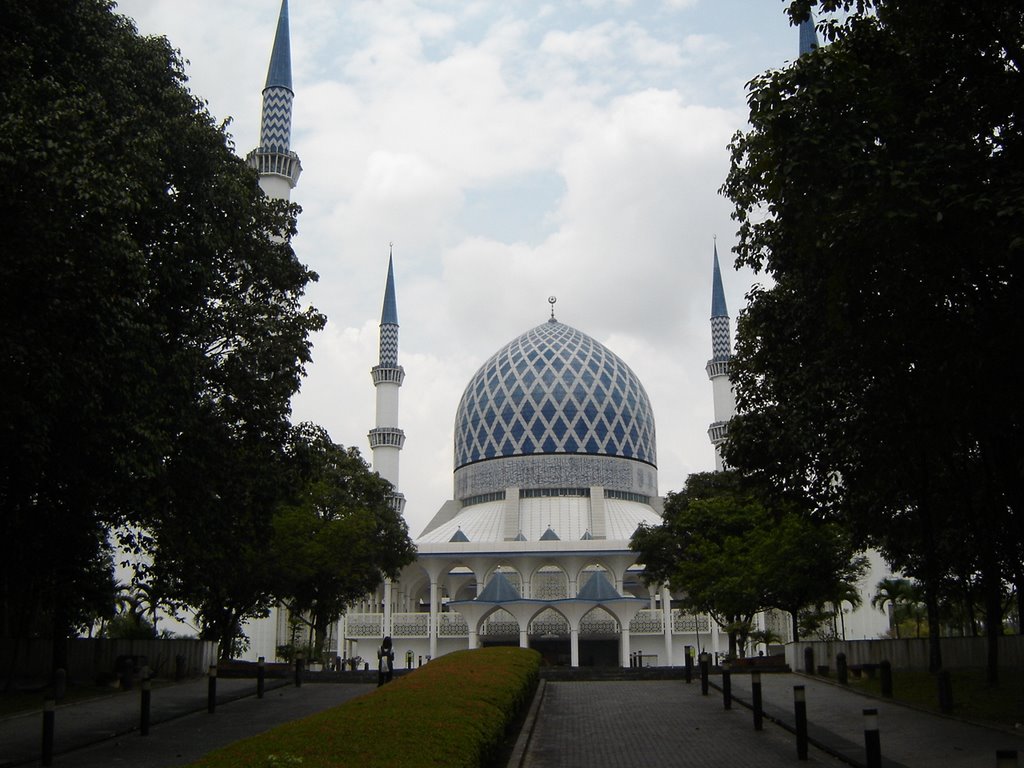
left=243, top=1, right=890, bottom=667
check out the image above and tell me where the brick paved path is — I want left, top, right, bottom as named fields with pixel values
left=522, top=679, right=843, bottom=767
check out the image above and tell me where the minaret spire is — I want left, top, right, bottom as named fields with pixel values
left=706, top=240, right=736, bottom=471
left=798, top=10, right=819, bottom=56
left=369, top=250, right=406, bottom=513
left=246, top=0, right=301, bottom=198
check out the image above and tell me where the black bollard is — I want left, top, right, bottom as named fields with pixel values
left=837, top=653, right=848, bottom=685
left=794, top=685, right=808, bottom=761
left=863, top=708, right=881, bottom=768
left=699, top=654, right=710, bottom=696
left=752, top=671, right=763, bottom=731
left=937, top=669, right=953, bottom=714
left=879, top=660, right=893, bottom=698
left=257, top=656, right=266, bottom=699
left=295, top=655, right=304, bottom=688
left=207, top=665, right=217, bottom=714
left=140, top=677, right=151, bottom=736
left=722, top=668, right=732, bottom=710
left=41, top=699, right=55, bottom=767
left=684, top=652, right=693, bottom=684
left=418, top=655, right=423, bottom=668
left=996, top=750, right=1019, bottom=767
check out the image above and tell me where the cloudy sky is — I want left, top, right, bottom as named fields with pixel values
left=114, top=0, right=806, bottom=538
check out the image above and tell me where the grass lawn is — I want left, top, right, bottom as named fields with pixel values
left=844, top=667, right=1024, bottom=727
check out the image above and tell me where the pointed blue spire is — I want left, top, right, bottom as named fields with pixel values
left=265, top=0, right=293, bottom=91
left=381, top=252, right=399, bottom=326
left=711, top=242, right=728, bottom=319
left=799, top=12, right=819, bottom=56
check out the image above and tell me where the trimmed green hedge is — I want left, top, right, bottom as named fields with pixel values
left=188, top=647, right=541, bottom=768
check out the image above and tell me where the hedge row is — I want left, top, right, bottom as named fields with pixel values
left=188, top=647, right=542, bottom=768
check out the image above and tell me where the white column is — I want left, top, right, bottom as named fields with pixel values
left=661, top=585, right=673, bottom=667
left=710, top=615, right=720, bottom=659
left=429, top=580, right=438, bottom=658
left=620, top=625, right=631, bottom=668
left=383, top=579, right=393, bottom=638
left=519, top=628, right=529, bottom=649
left=570, top=627, right=580, bottom=668
left=467, top=627, right=478, bottom=650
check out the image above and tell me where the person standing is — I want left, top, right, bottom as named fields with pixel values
left=377, top=636, right=394, bottom=686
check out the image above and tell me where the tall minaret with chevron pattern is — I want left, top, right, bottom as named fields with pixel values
left=706, top=242, right=736, bottom=471
left=246, top=0, right=301, bottom=200
left=369, top=253, right=406, bottom=513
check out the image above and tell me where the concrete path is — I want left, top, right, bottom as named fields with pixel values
left=0, top=679, right=374, bottom=767
left=521, top=679, right=844, bottom=767
left=727, top=672, right=1023, bottom=768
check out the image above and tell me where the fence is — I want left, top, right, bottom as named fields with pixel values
left=1, top=638, right=217, bottom=683
left=785, top=636, right=1024, bottom=670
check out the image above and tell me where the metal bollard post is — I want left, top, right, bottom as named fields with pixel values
left=684, top=652, right=693, bottom=684
left=804, top=646, right=814, bottom=674
left=722, top=668, right=732, bottom=710
left=863, top=708, right=881, bottom=768
left=699, top=654, right=710, bottom=696
left=879, top=660, right=893, bottom=698
left=207, top=665, right=217, bottom=714
left=140, top=677, right=151, bottom=736
left=257, top=656, right=266, bottom=699
left=41, top=699, right=55, bottom=767
left=837, top=652, right=848, bottom=685
left=996, top=750, right=1019, bottom=767
left=752, top=671, right=763, bottom=731
left=295, top=654, right=304, bottom=688
left=794, top=685, right=808, bottom=761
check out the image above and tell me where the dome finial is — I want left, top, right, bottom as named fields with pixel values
left=548, top=295, right=557, bottom=322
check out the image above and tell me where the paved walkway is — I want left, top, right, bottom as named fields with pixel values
left=520, top=674, right=1023, bottom=768
left=3, top=672, right=1021, bottom=767
left=0, top=678, right=374, bottom=767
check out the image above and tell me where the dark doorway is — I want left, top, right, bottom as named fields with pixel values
left=530, top=638, right=571, bottom=666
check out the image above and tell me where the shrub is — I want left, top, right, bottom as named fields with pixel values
left=188, top=646, right=541, bottom=768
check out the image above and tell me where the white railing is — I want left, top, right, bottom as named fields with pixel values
left=629, top=609, right=664, bottom=634
left=345, top=613, right=384, bottom=638
left=391, top=613, right=429, bottom=638
left=672, top=611, right=711, bottom=633
left=437, top=613, right=468, bottom=637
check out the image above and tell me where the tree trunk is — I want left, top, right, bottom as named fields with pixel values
left=982, top=562, right=1003, bottom=685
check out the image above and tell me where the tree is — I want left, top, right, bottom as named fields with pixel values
left=0, top=0, right=323, bottom=667
left=720, top=0, right=1024, bottom=678
left=632, top=471, right=866, bottom=655
left=271, top=425, right=417, bottom=662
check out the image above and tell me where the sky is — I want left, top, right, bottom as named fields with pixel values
left=113, top=0, right=807, bottom=539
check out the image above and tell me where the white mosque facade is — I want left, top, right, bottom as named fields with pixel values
left=242, top=1, right=890, bottom=668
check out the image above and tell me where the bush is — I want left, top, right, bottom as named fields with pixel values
left=187, top=646, right=541, bottom=768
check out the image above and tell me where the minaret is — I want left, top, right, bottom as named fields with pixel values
left=798, top=11, right=819, bottom=56
left=246, top=0, right=301, bottom=200
left=369, top=252, right=406, bottom=513
left=706, top=241, right=736, bottom=471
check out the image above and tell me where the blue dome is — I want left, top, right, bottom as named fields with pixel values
left=454, top=320, right=657, bottom=469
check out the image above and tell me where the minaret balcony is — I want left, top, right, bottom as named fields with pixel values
left=705, top=358, right=731, bottom=379
left=371, top=365, right=405, bottom=385
left=245, top=148, right=302, bottom=186
left=707, top=420, right=729, bottom=443
left=389, top=493, right=407, bottom=515
left=369, top=427, right=406, bottom=449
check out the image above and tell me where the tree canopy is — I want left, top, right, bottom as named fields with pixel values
left=0, top=0, right=324, bottom=663
left=720, top=0, right=1023, bottom=675
left=631, top=471, right=866, bottom=656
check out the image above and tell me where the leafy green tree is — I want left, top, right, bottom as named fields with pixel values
left=0, top=0, right=323, bottom=667
left=271, top=425, right=417, bottom=662
left=632, top=471, right=865, bottom=655
left=720, top=0, right=1023, bottom=677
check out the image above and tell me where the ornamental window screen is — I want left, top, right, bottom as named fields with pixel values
left=579, top=607, right=618, bottom=636
left=532, top=568, right=568, bottom=599
left=391, top=613, right=429, bottom=638
left=437, top=613, right=468, bottom=637
left=530, top=607, right=569, bottom=636
left=345, top=614, right=384, bottom=638
left=672, top=612, right=711, bottom=633
left=629, top=609, right=664, bottom=634
left=520, top=487, right=590, bottom=498
left=461, top=490, right=506, bottom=507
left=480, top=609, right=519, bottom=637
left=604, top=489, right=650, bottom=504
